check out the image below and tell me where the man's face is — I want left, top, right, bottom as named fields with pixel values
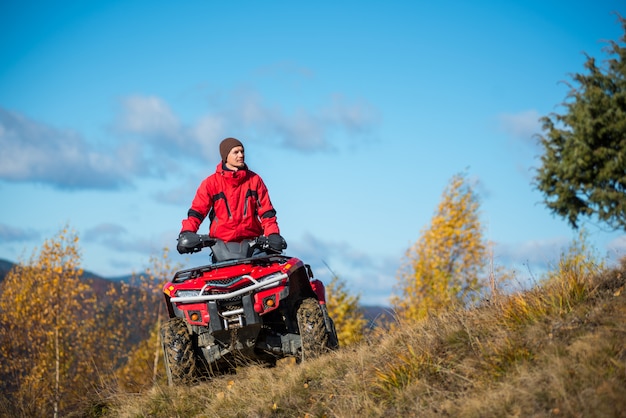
left=225, top=146, right=245, bottom=170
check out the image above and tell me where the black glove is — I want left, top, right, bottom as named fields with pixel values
left=177, top=231, right=199, bottom=254
left=267, top=233, right=287, bottom=252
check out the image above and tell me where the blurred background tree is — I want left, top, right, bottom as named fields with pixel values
left=392, top=174, right=488, bottom=322
left=325, top=272, right=367, bottom=346
left=0, top=228, right=180, bottom=416
left=113, top=248, right=181, bottom=390
left=0, top=227, right=93, bottom=417
left=535, top=16, right=626, bottom=231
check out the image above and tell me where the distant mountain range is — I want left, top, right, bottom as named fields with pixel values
left=0, top=258, right=13, bottom=280
left=0, top=257, right=135, bottom=283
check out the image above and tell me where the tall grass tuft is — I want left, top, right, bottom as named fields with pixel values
left=499, top=230, right=604, bottom=328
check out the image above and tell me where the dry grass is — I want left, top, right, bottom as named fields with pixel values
left=96, top=258, right=626, bottom=418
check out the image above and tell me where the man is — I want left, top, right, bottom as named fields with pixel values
left=177, top=137, right=286, bottom=257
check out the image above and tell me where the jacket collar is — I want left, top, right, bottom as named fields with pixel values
left=216, top=162, right=249, bottom=182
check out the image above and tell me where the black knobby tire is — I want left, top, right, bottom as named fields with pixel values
left=296, top=298, right=329, bottom=361
left=320, top=303, right=340, bottom=350
left=327, top=317, right=340, bottom=350
left=161, top=317, right=197, bottom=386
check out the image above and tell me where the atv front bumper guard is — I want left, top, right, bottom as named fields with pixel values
left=169, top=272, right=288, bottom=303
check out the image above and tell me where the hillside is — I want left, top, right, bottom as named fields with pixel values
left=98, top=259, right=626, bottom=418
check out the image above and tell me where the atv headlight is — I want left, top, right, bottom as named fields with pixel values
left=176, top=290, right=201, bottom=297
left=258, top=272, right=282, bottom=282
left=257, top=271, right=286, bottom=288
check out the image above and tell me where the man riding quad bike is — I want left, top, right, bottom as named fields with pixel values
left=160, top=233, right=339, bottom=385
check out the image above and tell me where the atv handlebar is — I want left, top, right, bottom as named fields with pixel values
left=177, top=233, right=281, bottom=255
left=177, top=232, right=216, bottom=254
left=252, top=235, right=285, bottom=253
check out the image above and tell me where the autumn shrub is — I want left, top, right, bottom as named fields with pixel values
left=325, top=274, right=368, bottom=346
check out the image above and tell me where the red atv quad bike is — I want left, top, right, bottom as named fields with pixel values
left=161, top=233, right=339, bottom=385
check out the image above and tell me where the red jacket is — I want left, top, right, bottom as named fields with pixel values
left=180, top=163, right=280, bottom=242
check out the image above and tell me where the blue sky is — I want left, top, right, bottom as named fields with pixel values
left=1, top=0, right=625, bottom=306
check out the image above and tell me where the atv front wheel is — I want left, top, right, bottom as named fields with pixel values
left=161, top=317, right=198, bottom=385
left=296, top=298, right=329, bottom=361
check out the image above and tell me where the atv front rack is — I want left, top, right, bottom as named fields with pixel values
left=172, top=254, right=291, bottom=283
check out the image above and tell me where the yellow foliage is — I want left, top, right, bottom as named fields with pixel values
left=392, top=174, right=488, bottom=322
left=114, top=322, right=168, bottom=391
left=325, top=274, right=367, bottom=346
left=0, top=227, right=181, bottom=416
left=115, top=247, right=181, bottom=387
left=0, top=226, right=94, bottom=415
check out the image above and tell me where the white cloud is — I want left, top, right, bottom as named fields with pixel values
left=607, top=235, right=626, bottom=262
left=497, top=109, right=541, bottom=142
left=117, top=95, right=181, bottom=138
left=153, top=179, right=198, bottom=206
left=0, top=223, right=40, bottom=242
left=496, top=109, right=544, bottom=178
left=0, top=107, right=132, bottom=189
left=113, top=89, right=380, bottom=159
left=0, top=86, right=380, bottom=190
left=83, top=223, right=128, bottom=243
left=83, top=222, right=166, bottom=257
left=199, top=89, right=380, bottom=153
left=190, top=114, right=225, bottom=160
left=492, top=236, right=572, bottom=281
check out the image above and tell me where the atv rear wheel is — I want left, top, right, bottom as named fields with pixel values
left=161, top=317, right=198, bottom=386
left=296, top=298, right=329, bottom=361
